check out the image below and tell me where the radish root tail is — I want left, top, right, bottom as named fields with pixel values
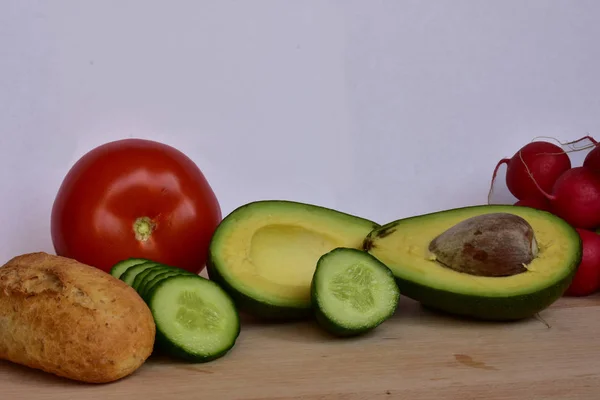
left=530, top=135, right=597, bottom=154
left=518, top=150, right=556, bottom=201
left=534, top=313, right=551, bottom=329
left=488, top=158, right=509, bottom=205
left=561, top=134, right=598, bottom=147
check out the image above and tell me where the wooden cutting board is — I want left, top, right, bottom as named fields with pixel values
left=2, top=294, right=600, bottom=400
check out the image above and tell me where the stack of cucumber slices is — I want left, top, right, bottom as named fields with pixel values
left=110, top=245, right=401, bottom=365
left=110, top=259, right=240, bottom=363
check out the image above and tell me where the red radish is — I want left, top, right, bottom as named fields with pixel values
left=513, top=197, right=552, bottom=212
left=532, top=166, right=600, bottom=229
left=583, top=145, right=600, bottom=173
left=490, top=141, right=571, bottom=202
left=564, top=228, right=600, bottom=297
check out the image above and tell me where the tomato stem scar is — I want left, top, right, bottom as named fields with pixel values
left=133, top=217, right=156, bottom=241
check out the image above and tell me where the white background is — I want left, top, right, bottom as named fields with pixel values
left=1, top=0, right=600, bottom=263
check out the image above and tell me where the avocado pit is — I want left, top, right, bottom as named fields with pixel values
left=428, top=212, right=538, bottom=277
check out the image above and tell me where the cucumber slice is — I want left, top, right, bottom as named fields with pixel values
left=147, top=274, right=240, bottom=362
left=311, top=247, right=400, bottom=337
left=135, top=265, right=174, bottom=295
left=120, top=261, right=162, bottom=286
left=109, top=258, right=150, bottom=279
left=140, top=269, right=193, bottom=301
left=132, top=265, right=167, bottom=292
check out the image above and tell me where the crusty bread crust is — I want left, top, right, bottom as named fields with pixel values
left=0, top=252, right=156, bottom=383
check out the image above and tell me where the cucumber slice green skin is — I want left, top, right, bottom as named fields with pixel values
left=147, top=274, right=240, bottom=363
left=132, top=265, right=168, bottom=292
left=141, top=270, right=194, bottom=302
left=136, top=266, right=180, bottom=296
left=311, top=247, right=400, bottom=337
left=120, top=261, right=163, bottom=286
left=110, top=258, right=151, bottom=279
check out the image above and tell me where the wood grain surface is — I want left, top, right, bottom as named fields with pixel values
left=2, top=294, right=600, bottom=400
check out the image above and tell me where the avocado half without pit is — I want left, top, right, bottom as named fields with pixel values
left=206, top=200, right=380, bottom=320
left=363, top=204, right=582, bottom=321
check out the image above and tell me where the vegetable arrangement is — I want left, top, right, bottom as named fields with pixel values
left=489, top=135, right=600, bottom=296
left=0, top=136, right=596, bottom=384
left=110, top=258, right=240, bottom=363
left=50, top=139, right=222, bottom=275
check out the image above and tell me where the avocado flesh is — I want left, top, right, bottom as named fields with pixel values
left=207, top=200, right=380, bottom=319
left=364, top=204, right=582, bottom=320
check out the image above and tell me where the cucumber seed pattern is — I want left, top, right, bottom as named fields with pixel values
left=329, top=263, right=376, bottom=312
left=176, top=291, right=221, bottom=331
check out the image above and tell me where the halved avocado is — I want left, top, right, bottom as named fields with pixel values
left=206, top=200, right=380, bottom=320
left=363, top=204, right=582, bottom=321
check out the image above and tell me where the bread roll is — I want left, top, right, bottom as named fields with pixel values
left=0, top=252, right=155, bottom=383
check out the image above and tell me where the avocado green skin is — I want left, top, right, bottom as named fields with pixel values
left=391, top=267, right=579, bottom=321
left=364, top=204, right=583, bottom=321
left=310, top=247, right=400, bottom=336
left=206, top=200, right=381, bottom=321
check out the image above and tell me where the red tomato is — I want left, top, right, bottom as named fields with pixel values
left=50, top=138, right=222, bottom=274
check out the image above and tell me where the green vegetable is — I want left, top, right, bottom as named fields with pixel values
left=311, top=248, right=400, bottom=336
left=137, top=266, right=192, bottom=298
left=147, top=275, right=240, bottom=362
left=109, top=258, right=150, bottom=279
left=140, top=269, right=193, bottom=301
left=207, top=200, right=380, bottom=320
left=119, top=261, right=162, bottom=286
left=132, top=266, right=166, bottom=292
left=364, top=204, right=582, bottom=320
